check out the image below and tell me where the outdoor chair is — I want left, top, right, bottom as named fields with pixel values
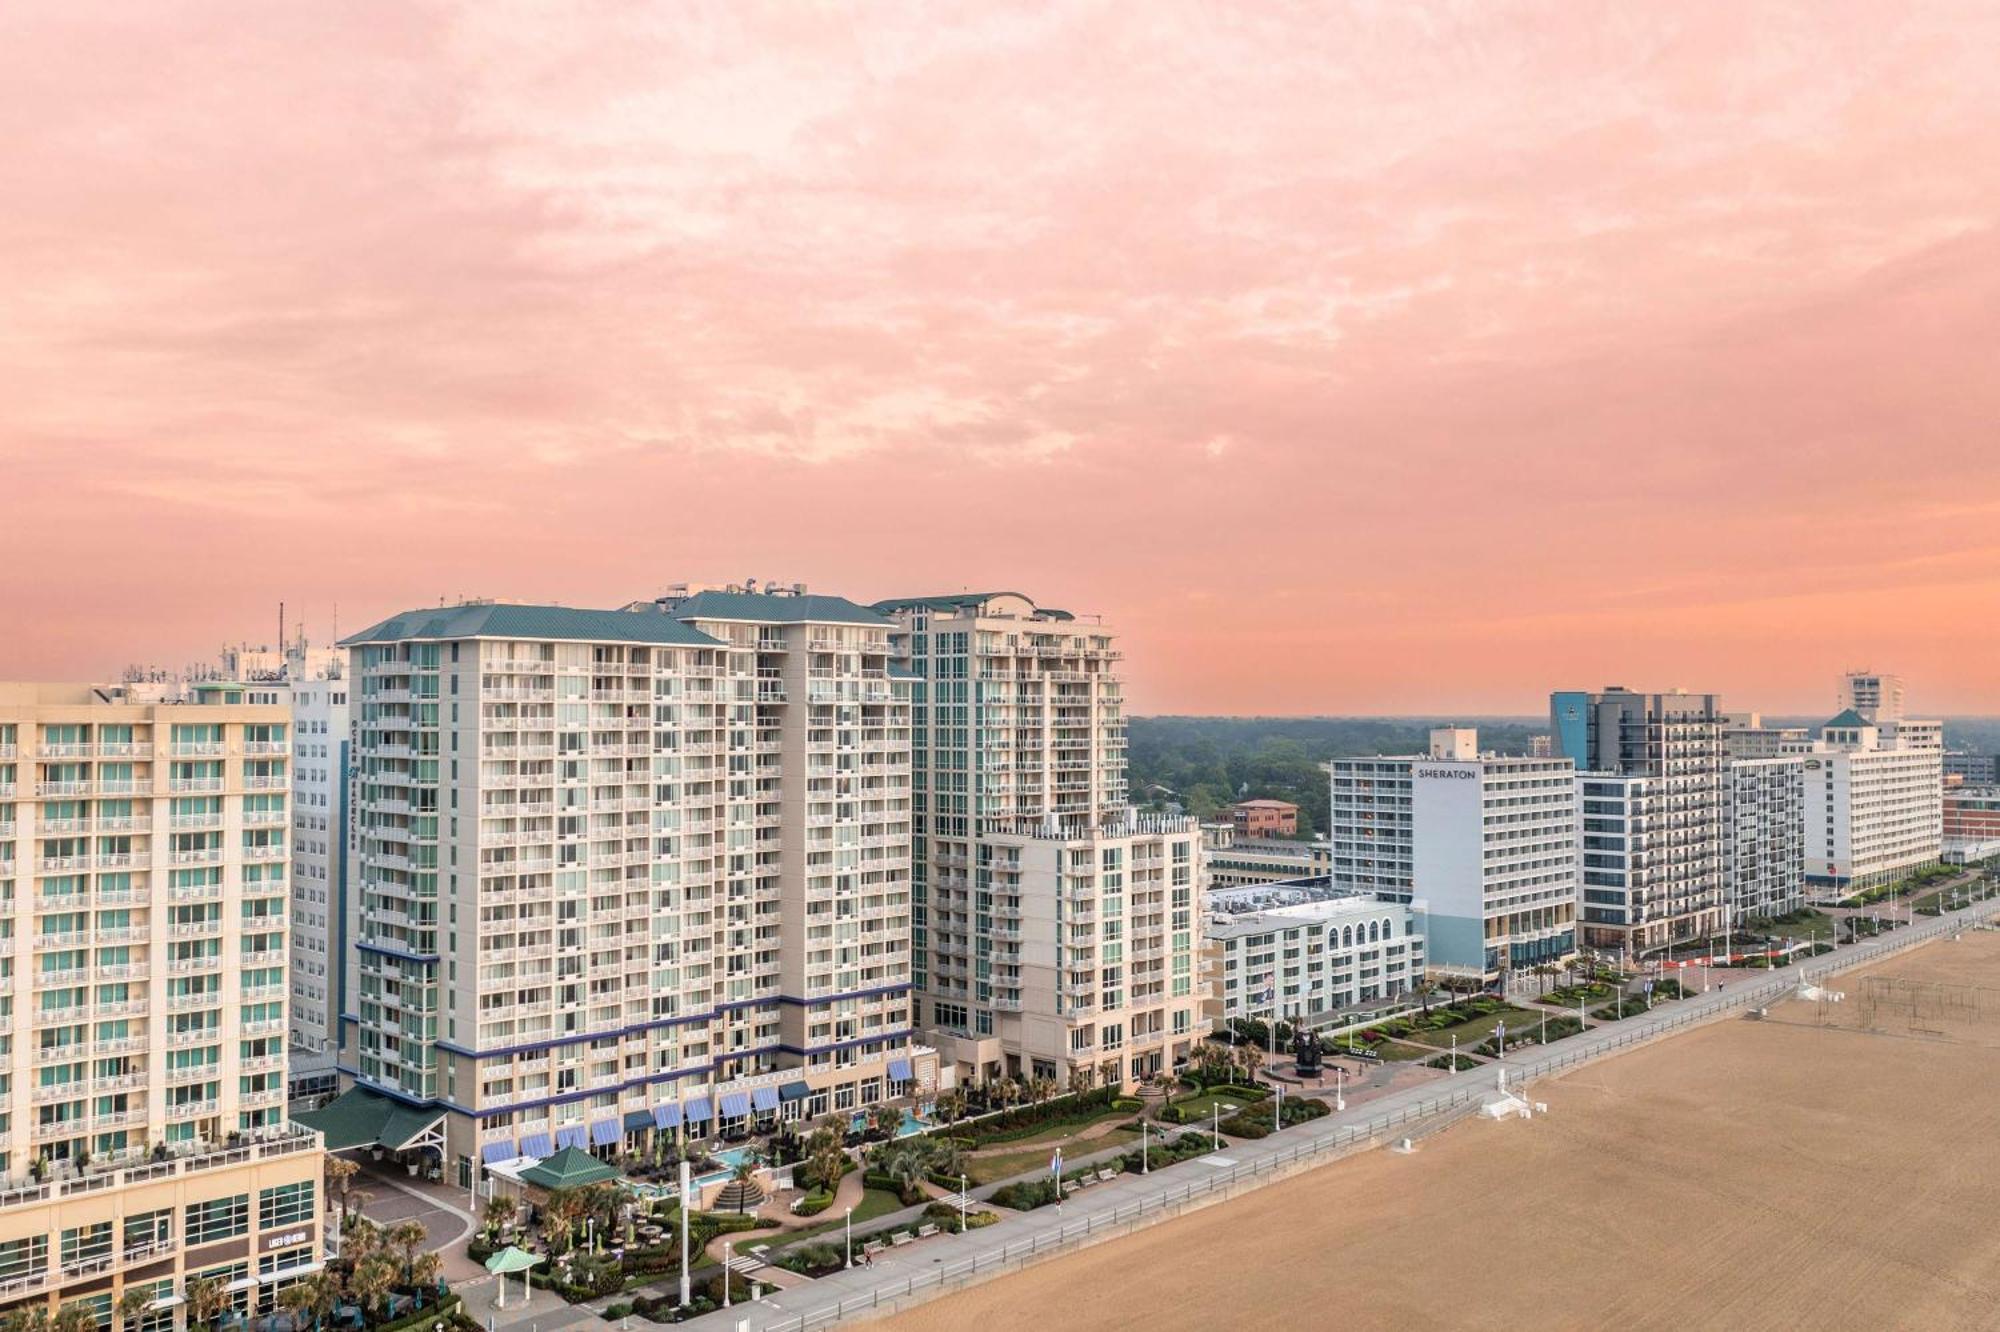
left=916, top=1223, right=939, bottom=1238
left=891, top=1232, right=914, bottom=1247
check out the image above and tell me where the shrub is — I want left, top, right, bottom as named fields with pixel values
left=604, top=1305, right=633, bottom=1321
left=777, top=1242, right=846, bottom=1278
left=793, top=1188, right=834, bottom=1217
left=990, top=1179, right=1061, bottom=1211
left=1110, top=1097, right=1143, bottom=1112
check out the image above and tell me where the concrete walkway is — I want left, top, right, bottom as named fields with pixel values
left=684, top=892, right=2000, bottom=1331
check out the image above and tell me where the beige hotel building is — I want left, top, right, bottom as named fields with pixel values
left=326, top=592, right=933, bottom=1188
left=0, top=686, right=322, bottom=1328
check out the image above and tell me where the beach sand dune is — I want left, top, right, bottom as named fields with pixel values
left=874, top=932, right=2000, bottom=1332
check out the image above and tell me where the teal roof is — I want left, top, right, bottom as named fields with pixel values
left=293, top=1087, right=444, bottom=1152
left=341, top=604, right=719, bottom=648
left=872, top=593, right=1074, bottom=622
left=669, top=590, right=887, bottom=626
left=1824, top=709, right=1870, bottom=729
left=518, top=1146, right=621, bottom=1190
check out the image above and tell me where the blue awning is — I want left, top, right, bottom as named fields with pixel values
left=888, top=1057, right=912, bottom=1082
left=481, top=1141, right=516, bottom=1164
left=778, top=1081, right=810, bottom=1102
left=520, top=1133, right=552, bottom=1159
left=555, top=1126, right=587, bottom=1150
left=591, top=1120, right=620, bottom=1147
left=623, top=1110, right=655, bottom=1133
left=718, top=1092, right=751, bottom=1118
left=653, top=1103, right=682, bottom=1130
left=751, top=1086, right=779, bottom=1112
left=683, top=1097, right=712, bottom=1124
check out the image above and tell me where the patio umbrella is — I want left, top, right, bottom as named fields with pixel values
left=483, top=1246, right=543, bottom=1309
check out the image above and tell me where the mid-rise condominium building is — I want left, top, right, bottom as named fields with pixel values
left=1841, top=670, right=1905, bottom=724
left=1207, top=894, right=1425, bottom=1024
left=1327, top=729, right=1577, bottom=984
left=1200, top=825, right=1330, bottom=889
left=1230, top=799, right=1298, bottom=838
left=0, top=685, right=323, bottom=1325
left=1722, top=755, right=1806, bottom=922
left=326, top=595, right=931, bottom=1191
left=874, top=593, right=1205, bottom=1091
left=1943, top=786, right=2000, bottom=862
left=1721, top=712, right=1811, bottom=759
left=1552, top=688, right=1726, bottom=956
left=1803, top=710, right=1943, bottom=895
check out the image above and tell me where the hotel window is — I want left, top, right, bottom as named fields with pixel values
left=185, top=1194, right=249, bottom=1244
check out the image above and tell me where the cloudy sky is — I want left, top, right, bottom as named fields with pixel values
left=4, top=1, right=1997, bottom=713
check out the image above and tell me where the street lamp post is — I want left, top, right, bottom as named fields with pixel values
left=677, top=1160, right=691, bottom=1308
left=960, top=1172, right=969, bottom=1227
left=723, top=1240, right=732, bottom=1309
left=1140, top=1121, right=1149, bottom=1175
left=1335, top=1065, right=1346, bottom=1112
left=845, top=1205, right=854, bottom=1269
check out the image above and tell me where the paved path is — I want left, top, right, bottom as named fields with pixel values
left=683, top=893, right=2000, bottom=1331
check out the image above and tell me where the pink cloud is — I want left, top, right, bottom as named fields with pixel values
left=2, top=1, right=1999, bottom=714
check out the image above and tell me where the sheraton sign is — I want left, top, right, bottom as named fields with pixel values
left=1413, top=766, right=1477, bottom=780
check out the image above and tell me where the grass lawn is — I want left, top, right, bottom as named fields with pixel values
left=1744, top=908, right=1836, bottom=939
left=762, top=1187, right=905, bottom=1247
left=1394, top=1006, right=1535, bottom=1051
left=1167, top=1092, right=1260, bottom=1123
left=966, top=1127, right=1141, bottom=1185
left=958, top=1107, right=1134, bottom=1152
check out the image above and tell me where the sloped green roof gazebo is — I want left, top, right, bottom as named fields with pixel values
left=517, top=1146, right=619, bottom=1191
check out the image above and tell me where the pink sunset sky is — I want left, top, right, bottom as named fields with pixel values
left=4, top=2, right=1999, bottom=715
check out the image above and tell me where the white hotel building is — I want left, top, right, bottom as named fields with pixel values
left=1326, top=729, right=1577, bottom=985
left=1804, top=709, right=1943, bottom=896
left=1721, top=755, right=1806, bottom=922
left=322, top=594, right=934, bottom=1188
left=1208, top=895, right=1426, bottom=1026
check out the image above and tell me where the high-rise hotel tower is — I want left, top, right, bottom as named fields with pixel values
left=329, top=594, right=932, bottom=1187
left=874, top=593, right=1205, bottom=1092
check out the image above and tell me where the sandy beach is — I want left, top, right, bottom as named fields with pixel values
left=873, top=930, right=2000, bottom=1332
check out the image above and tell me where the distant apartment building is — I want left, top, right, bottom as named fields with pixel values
left=287, top=668, right=348, bottom=1055
left=875, top=592, right=1205, bottom=1092
left=1201, top=824, right=1330, bottom=889
left=1721, top=712, right=1811, bottom=759
left=1722, top=755, right=1806, bottom=922
left=1230, top=798, right=1298, bottom=838
left=1527, top=734, right=1553, bottom=758
left=1552, top=688, right=1725, bottom=955
left=1804, top=709, right=1943, bottom=895
left=1943, top=786, right=2000, bottom=862
left=324, top=595, right=931, bottom=1189
left=1841, top=670, right=1905, bottom=723
left=1326, top=729, right=1577, bottom=984
left=0, top=685, right=322, bottom=1323
left=1944, top=752, right=1998, bottom=786
left=1207, top=894, right=1425, bottom=1024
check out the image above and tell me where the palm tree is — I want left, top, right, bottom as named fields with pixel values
left=868, top=1103, right=902, bottom=1141
left=51, top=1305, right=97, bottom=1332
left=935, top=1088, right=968, bottom=1128
left=184, top=1276, right=231, bottom=1332
left=324, top=1157, right=359, bottom=1220
left=409, top=1252, right=443, bottom=1302
left=1, top=1307, right=50, bottom=1332
left=115, top=1286, right=155, bottom=1332
left=805, top=1140, right=847, bottom=1195
left=342, top=1215, right=380, bottom=1266
left=277, top=1282, right=318, bottom=1331
left=480, top=1192, right=515, bottom=1241
left=993, top=1077, right=1021, bottom=1109
left=1531, top=963, right=1559, bottom=996
left=296, top=1272, right=340, bottom=1332
left=1028, top=1075, right=1057, bottom=1106
left=348, top=1255, right=397, bottom=1320
left=542, top=1189, right=584, bottom=1253
left=728, top=1149, right=762, bottom=1213
left=1067, top=1065, right=1096, bottom=1098
left=385, top=1219, right=426, bottom=1281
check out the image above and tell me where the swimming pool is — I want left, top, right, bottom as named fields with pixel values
left=695, top=1145, right=759, bottom=1187
left=850, top=1105, right=936, bottom=1139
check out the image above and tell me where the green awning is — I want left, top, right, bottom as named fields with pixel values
left=517, top=1146, right=620, bottom=1190
left=484, top=1247, right=543, bottom=1276
left=292, top=1087, right=444, bottom=1153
